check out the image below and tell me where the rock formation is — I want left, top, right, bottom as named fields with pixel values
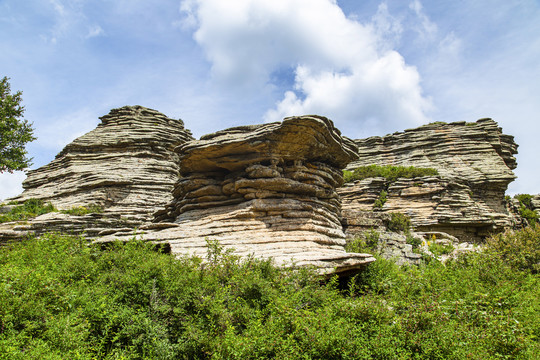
left=100, top=115, right=375, bottom=275
left=339, top=119, right=519, bottom=242
left=2, top=106, right=194, bottom=237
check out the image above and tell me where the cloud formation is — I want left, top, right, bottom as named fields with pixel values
left=181, top=0, right=432, bottom=136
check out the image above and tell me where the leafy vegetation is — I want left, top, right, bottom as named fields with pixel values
left=343, top=164, right=439, bottom=183
left=484, top=226, right=540, bottom=274
left=387, top=212, right=411, bottom=233
left=0, top=200, right=105, bottom=223
left=345, top=230, right=379, bottom=254
left=0, top=199, right=56, bottom=223
left=428, top=242, right=455, bottom=257
left=373, top=190, right=387, bottom=209
left=513, top=193, right=539, bottom=226
left=0, top=229, right=538, bottom=359
left=0, top=76, right=36, bottom=173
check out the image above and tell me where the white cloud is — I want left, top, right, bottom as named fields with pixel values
left=0, top=171, right=26, bottom=201
left=408, top=0, right=437, bottom=41
left=181, top=0, right=432, bottom=136
left=85, top=24, right=104, bottom=39
left=370, top=2, right=403, bottom=50
left=41, top=0, right=105, bottom=43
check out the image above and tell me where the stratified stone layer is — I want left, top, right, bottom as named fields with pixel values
left=5, top=106, right=194, bottom=236
left=102, top=116, right=375, bottom=275
left=339, top=119, right=519, bottom=242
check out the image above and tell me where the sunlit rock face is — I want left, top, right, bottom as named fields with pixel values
left=5, top=106, right=194, bottom=236
left=101, top=115, right=375, bottom=275
left=339, top=119, right=519, bottom=242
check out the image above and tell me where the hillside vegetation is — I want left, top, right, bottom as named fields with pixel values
left=343, top=165, right=439, bottom=183
left=0, top=228, right=539, bottom=359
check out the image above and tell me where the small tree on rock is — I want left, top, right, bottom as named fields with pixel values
left=0, top=76, right=36, bottom=173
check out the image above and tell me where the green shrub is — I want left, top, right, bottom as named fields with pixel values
left=388, top=212, right=411, bottom=233
left=373, top=190, right=387, bottom=209
left=0, top=198, right=56, bottom=223
left=520, top=207, right=539, bottom=225
left=346, top=230, right=379, bottom=253
left=513, top=193, right=539, bottom=226
left=484, top=226, right=540, bottom=274
left=428, top=242, right=455, bottom=256
left=0, top=232, right=538, bottom=358
left=343, top=164, right=439, bottom=183
left=515, top=194, right=533, bottom=209
left=406, top=234, right=422, bottom=249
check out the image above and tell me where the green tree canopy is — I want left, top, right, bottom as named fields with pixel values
left=0, top=76, right=36, bottom=173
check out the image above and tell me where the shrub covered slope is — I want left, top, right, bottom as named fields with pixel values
left=0, top=229, right=539, bottom=359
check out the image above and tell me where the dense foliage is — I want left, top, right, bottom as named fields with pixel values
left=1, top=229, right=538, bottom=359
left=513, top=194, right=539, bottom=226
left=343, top=165, right=439, bottom=183
left=0, top=199, right=104, bottom=223
left=0, top=76, right=36, bottom=173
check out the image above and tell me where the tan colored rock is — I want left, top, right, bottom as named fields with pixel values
left=103, top=115, right=374, bottom=275
left=340, top=119, right=519, bottom=242
left=2, top=106, right=193, bottom=238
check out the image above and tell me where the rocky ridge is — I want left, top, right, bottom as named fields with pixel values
left=101, top=116, right=375, bottom=275
left=1, top=109, right=533, bottom=270
left=339, top=119, right=520, bottom=242
left=2, top=106, right=193, bottom=237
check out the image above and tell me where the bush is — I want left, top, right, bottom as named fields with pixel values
left=428, top=242, right=455, bottom=256
left=406, top=234, right=422, bottom=249
left=388, top=212, right=411, bottom=233
left=0, top=233, right=538, bottom=359
left=343, top=164, right=439, bottom=183
left=514, top=193, right=539, bottom=226
left=484, top=226, right=540, bottom=274
left=346, top=230, right=379, bottom=253
left=373, top=190, right=387, bottom=209
left=0, top=198, right=56, bottom=223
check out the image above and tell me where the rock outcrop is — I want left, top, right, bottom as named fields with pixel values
left=339, top=119, right=519, bottom=242
left=3, top=106, right=194, bottom=237
left=100, top=115, right=375, bottom=275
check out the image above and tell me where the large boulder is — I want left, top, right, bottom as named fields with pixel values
left=2, top=106, right=194, bottom=237
left=339, top=119, right=519, bottom=242
left=101, top=115, right=375, bottom=275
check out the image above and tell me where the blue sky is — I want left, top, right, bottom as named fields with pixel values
left=1, top=0, right=539, bottom=200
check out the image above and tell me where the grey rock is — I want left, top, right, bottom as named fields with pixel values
left=340, top=119, right=520, bottom=242
left=100, top=115, right=374, bottom=275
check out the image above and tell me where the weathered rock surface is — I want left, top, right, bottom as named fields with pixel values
left=2, top=106, right=194, bottom=237
left=100, top=116, right=375, bottom=275
left=340, top=119, right=519, bottom=242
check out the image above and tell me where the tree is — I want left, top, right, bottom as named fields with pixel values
left=0, top=76, right=36, bottom=173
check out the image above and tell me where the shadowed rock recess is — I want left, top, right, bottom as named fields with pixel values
left=339, top=119, right=519, bottom=242
left=2, top=106, right=194, bottom=237
left=100, top=116, right=375, bottom=275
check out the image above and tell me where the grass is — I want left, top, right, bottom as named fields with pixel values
left=343, top=164, right=439, bottom=184
left=0, top=227, right=538, bottom=359
left=0, top=199, right=56, bottom=223
left=0, top=199, right=104, bottom=223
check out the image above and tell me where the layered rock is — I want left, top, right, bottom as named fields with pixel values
left=100, top=115, right=375, bottom=275
left=339, top=119, right=519, bottom=242
left=2, top=106, right=193, bottom=237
